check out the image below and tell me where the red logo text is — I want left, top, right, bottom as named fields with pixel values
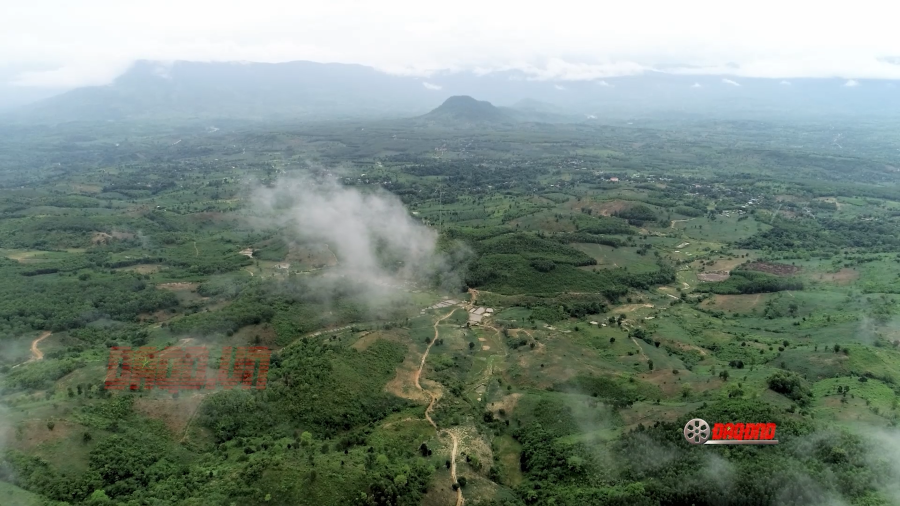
left=684, top=418, right=779, bottom=445
left=105, top=346, right=271, bottom=392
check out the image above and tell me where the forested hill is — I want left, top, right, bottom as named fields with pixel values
left=417, top=96, right=514, bottom=125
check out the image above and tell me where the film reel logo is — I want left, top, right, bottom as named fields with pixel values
left=683, top=418, right=779, bottom=445
left=683, top=418, right=711, bottom=445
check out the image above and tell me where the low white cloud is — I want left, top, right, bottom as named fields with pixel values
left=780, top=80, right=791, bottom=85
left=554, top=84, right=566, bottom=90
left=597, top=80, right=613, bottom=87
left=514, top=58, right=647, bottom=81
left=722, top=78, right=740, bottom=86
left=844, top=79, right=860, bottom=87
left=691, top=82, right=702, bottom=88
left=667, top=55, right=900, bottom=80
left=10, top=60, right=133, bottom=87
left=421, top=81, right=442, bottom=90
left=249, top=174, right=469, bottom=295
left=151, top=62, right=174, bottom=80
left=5, top=1, right=900, bottom=88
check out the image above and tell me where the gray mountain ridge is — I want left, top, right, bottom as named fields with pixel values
left=3, top=59, right=899, bottom=124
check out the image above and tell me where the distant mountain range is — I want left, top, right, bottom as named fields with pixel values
left=3, top=59, right=900, bottom=125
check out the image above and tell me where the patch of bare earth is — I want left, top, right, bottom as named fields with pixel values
left=421, top=470, right=459, bottom=506
left=286, top=243, right=339, bottom=269
left=91, top=231, right=135, bottom=245
left=816, top=197, right=842, bottom=209
left=235, top=324, right=278, bottom=347
left=596, top=200, right=630, bottom=216
left=453, top=425, right=494, bottom=476
left=743, top=261, right=801, bottom=276
left=353, top=329, right=407, bottom=351
left=487, top=393, right=522, bottom=418
left=134, top=394, right=205, bottom=434
left=611, top=303, right=654, bottom=313
left=384, top=344, right=430, bottom=403
left=705, top=255, right=753, bottom=272
left=698, top=271, right=730, bottom=282
left=6, top=251, right=44, bottom=263
left=700, top=294, right=766, bottom=312
left=352, top=331, right=383, bottom=351
left=620, top=403, right=699, bottom=431
left=662, top=339, right=708, bottom=356
left=775, top=195, right=799, bottom=202
left=563, top=198, right=631, bottom=217
left=6, top=419, right=78, bottom=450
left=640, top=369, right=693, bottom=395
left=157, top=282, right=199, bottom=291
left=70, top=183, right=102, bottom=193
left=811, top=268, right=859, bottom=285
left=118, top=264, right=161, bottom=274
left=189, top=212, right=228, bottom=224
left=91, top=232, right=112, bottom=245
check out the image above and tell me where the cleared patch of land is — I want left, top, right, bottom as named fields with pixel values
left=810, top=268, right=859, bottom=284
left=699, top=293, right=768, bottom=312
left=157, top=282, right=199, bottom=291
left=697, top=271, right=730, bottom=282
left=743, top=261, right=802, bottom=276
left=134, top=394, right=206, bottom=435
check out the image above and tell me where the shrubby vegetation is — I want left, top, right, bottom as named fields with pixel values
left=696, top=269, right=803, bottom=295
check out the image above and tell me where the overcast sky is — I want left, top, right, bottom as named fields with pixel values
left=3, top=0, right=900, bottom=88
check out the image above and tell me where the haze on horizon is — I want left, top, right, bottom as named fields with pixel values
left=3, top=0, right=900, bottom=90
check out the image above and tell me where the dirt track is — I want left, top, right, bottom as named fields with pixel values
left=415, top=308, right=464, bottom=506
left=31, top=331, right=51, bottom=361
left=630, top=336, right=648, bottom=360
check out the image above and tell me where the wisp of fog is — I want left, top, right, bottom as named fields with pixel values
left=249, top=174, right=466, bottom=295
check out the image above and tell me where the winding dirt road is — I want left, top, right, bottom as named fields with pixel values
left=415, top=308, right=464, bottom=506
left=31, top=331, right=51, bottom=361
left=13, top=331, right=52, bottom=369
